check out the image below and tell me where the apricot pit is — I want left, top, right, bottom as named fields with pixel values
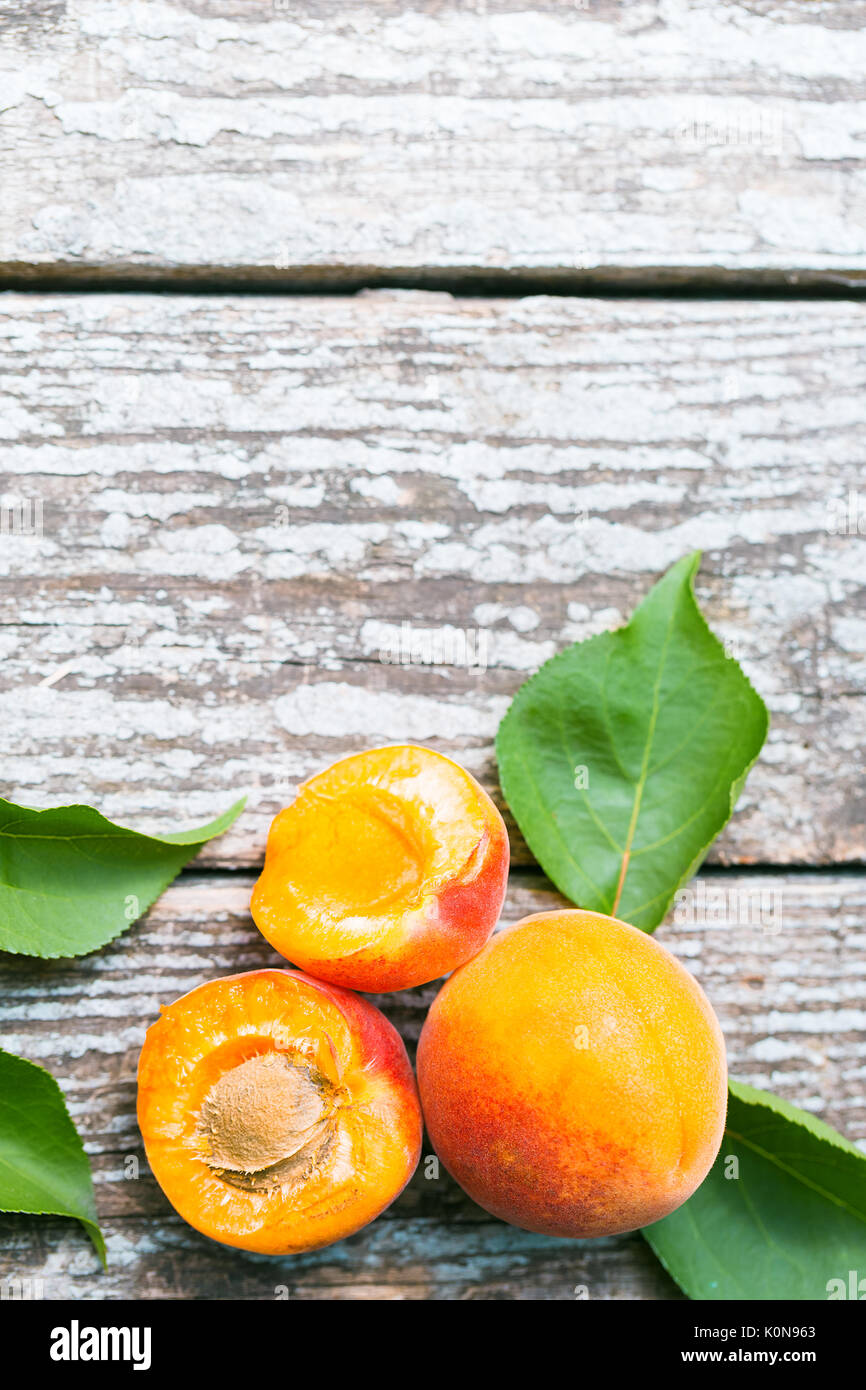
left=197, top=1051, right=336, bottom=1191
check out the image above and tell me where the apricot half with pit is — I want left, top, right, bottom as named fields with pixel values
left=251, top=745, right=509, bottom=992
left=137, top=969, right=422, bottom=1254
left=417, top=909, right=727, bottom=1238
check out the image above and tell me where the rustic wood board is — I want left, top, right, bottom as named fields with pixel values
left=0, top=292, right=864, bottom=866
left=2, top=2, right=866, bottom=282
left=1, top=0, right=863, bottom=1312
left=1, top=867, right=862, bottom=1300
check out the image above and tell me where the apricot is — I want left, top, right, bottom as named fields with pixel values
left=251, top=744, right=509, bottom=992
left=417, top=910, right=727, bottom=1238
left=137, top=969, right=422, bottom=1254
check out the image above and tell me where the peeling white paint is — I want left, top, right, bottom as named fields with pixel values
left=2, top=2, right=866, bottom=271
left=274, top=682, right=509, bottom=741
left=0, top=293, right=863, bottom=870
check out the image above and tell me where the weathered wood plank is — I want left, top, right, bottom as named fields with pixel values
left=0, top=292, right=863, bottom=866
left=1, top=2, right=866, bottom=281
left=1, top=867, right=862, bottom=1299
left=0, top=1212, right=680, bottom=1301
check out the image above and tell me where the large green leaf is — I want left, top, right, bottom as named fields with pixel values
left=0, top=1049, right=105, bottom=1263
left=0, top=796, right=245, bottom=957
left=495, top=553, right=768, bottom=931
left=644, top=1080, right=866, bottom=1300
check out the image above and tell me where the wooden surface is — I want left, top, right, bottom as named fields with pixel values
left=1, top=0, right=864, bottom=1302
left=1, top=1, right=866, bottom=283
left=1, top=869, right=863, bottom=1299
left=0, top=293, right=864, bottom=867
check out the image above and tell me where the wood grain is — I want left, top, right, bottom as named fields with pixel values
left=2, top=0, right=863, bottom=1309
left=1, top=2, right=866, bottom=282
left=0, top=292, right=863, bottom=866
left=1, top=866, right=862, bottom=1300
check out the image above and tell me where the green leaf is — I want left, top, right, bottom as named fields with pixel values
left=0, top=796, right=245, bottom=957
left=495, top=553, right=768, bottom=931
left=0, top=1049, right=106, bottom=1264
left=644, top=1079, right=866, bottom=1300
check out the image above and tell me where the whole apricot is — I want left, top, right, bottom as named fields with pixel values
left=251, top=744, right=509, bottom=991
left=417, top=910, right=727, bottom=1237
left=138, top=970, right=422, bottom=1254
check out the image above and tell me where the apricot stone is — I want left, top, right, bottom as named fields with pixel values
left=251, top=744, right=509, bottom=992
left=417, top=910, right=727, bottom=1237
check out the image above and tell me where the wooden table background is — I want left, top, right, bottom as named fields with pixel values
left=0, top=0, right=864, bottom=1300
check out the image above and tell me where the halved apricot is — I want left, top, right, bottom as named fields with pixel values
left=250, top=745, right=509, bottom=991
left=137, top=970, right=422, bottom=1254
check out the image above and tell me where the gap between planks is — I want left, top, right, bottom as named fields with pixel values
left=2, top=269, right=866, bottom=298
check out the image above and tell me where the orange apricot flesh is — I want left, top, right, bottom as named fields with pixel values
left=417, top=909, right=727, bottom=1238
left=137, top=970, right=422, bottom=1254
left=251, top=745, right=509, bottom=992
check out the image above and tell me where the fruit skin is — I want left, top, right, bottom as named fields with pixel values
left=251, top=744, right=509, bottom=992
left=416, top=910, right=727, bottom=1238
left=137, top=969, right=422, bottom=1254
